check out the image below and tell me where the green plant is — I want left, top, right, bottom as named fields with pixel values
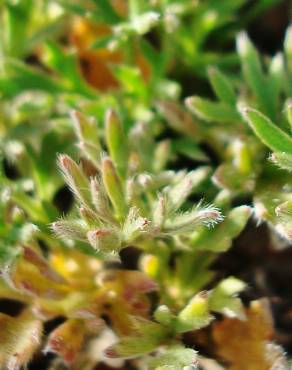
left=1, top=106, right=251, bottom=369
left=0, top=1, right=291, bottom=370
left=176, top=25, right=292, bottom=241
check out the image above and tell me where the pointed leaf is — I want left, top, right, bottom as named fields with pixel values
left=208, top=66, right=236, bottom=105
left=102, top=157, right=127, bottom=219
left=58, top=154, right=91, bottom=206
left=105, top=109, right=128, bottom=179
left=236, top=32, right=275, bottom=119
left=241, top=107, right=292, bottom=154
left=191, top=206, right=251, bottom=252
left=186, top=96, right=240, bottom=124
left=209, top=277, right=246, bottom=319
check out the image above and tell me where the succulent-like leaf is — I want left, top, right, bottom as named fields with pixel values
left=209, top=277, right=246, bottom=319
left=175, top=291, right=213, bottom=333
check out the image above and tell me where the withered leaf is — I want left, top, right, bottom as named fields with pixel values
left=212, top=299, right=288, bottom=370
left=0, top=309, right=42, bottom=370
left=45, top=319, right=87, bottom=365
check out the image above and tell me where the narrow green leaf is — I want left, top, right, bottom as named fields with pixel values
left=112, top=65, right=147, bottom=100
left=42, top=42, right=96, bottom=98
left=191, top=206, right=251, bottom=252
left=167, top=167, right=211, bottom=213
left=105, top=109, right=128, bottom=179
left=172, top=138, right=208, bottom=162
left=140, top=39, right=164, bottom=78
left=1, top=59, right=63, bottom=97
left=208, top=66, right=236, bottom=105
left=163, top=203, right=223, bottom=235
left=236, top=32, right=275, bottom=119
left=241, top=107, right=292, bottom=154
left=268, top=52, right=284, bottom=102
left=51, top=219, right=88, bottom=242
left=3, top=2, right=31, bottom=57
left=71, top=110, right=101, bottom=168
left=90, top=178, right=116, bottom=224
left=102, top=157, right=127, bottom=219
left=185, top=96, right=240, bottom=124
left=153, top=140, right=171, bottom=172
left=156, top=100, right=202, bottom=141
left=58, top=154, right=91, bottom=207
left=92, top=0, right=121, bottom=24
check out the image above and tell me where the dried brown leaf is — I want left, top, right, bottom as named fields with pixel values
left=212, top=299, right=288, bottom=370
left=0, top=310, right=42, bottom=370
